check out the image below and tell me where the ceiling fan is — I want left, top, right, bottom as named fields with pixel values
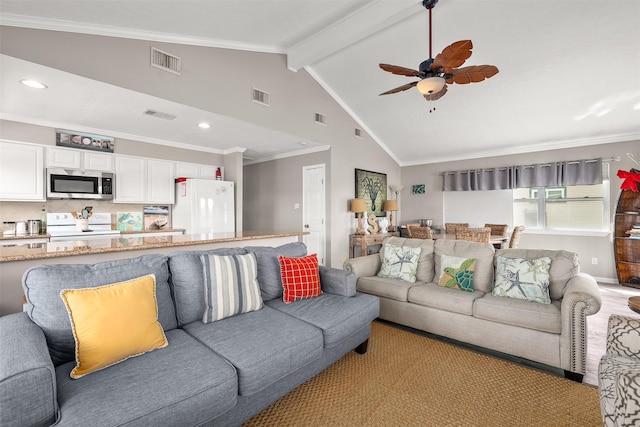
left=379, top=0, right=498, bottom=105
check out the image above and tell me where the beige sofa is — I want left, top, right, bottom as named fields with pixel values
left=343, top=236, right=602, bottom=381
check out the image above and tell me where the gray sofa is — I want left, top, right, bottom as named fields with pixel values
left=344, top=236, right=601, bottom=381
left=0, top=243, right=379, bottom=427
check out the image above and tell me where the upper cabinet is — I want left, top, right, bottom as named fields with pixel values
left=176, top=161, right=223, bottom=180
left=46, top=146, right=113, bottom=172
left=114, top=155, right=174, bottom=204
left=0, top=141, right=45, bottom=201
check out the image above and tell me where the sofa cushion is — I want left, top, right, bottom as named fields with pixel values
left=55, top=329, right=237, bottom=426
left=183, top=305, right=322, bottom=396
left=378, top=244, right=422, bottom=283
left=495, top=248, right=579, bottom=300
left=22, top=255, right=177, bottom=367
left=266, top=293, right=379, bottom=348
left=356, top=275, right=422, bottom=302
left=435, top=240, right=495, bottom=293
left=201, top=253, right=263, bottom=323
left=437, top=255, right=477, bottom=292
left=473, top=293, right=562, bottom=334
left=168, top=248, right=248, bottom=326
left=245, top=243, right=308, bottom=301
left=408, top=283, right=484, bottom=316
left=380, top=237, right=435, bottom=283
left=60, top=274, right=168, bottom=379
left=279, top=253, right=322, bottom=303
left=492, top=256, right=552, bottom=304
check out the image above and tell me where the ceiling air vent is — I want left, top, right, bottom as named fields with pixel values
left=315, top=113, right=327, bottom=126
left=151, top=47, right=182, bottom=75
left=142, top=109, right=177, bottom=120
left=354, top=128, right=362, bottom=137
left=252, top=88, right=270, bottom=106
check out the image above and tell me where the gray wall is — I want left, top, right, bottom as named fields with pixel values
left=401, top=139, right=640, bottom=282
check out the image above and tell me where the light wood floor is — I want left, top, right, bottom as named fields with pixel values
left=583, top=282, right=640, bottom=386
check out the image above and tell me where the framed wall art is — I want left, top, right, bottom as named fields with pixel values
left=355, top=168, right=387, bottom=217
left=56, top=128, right=115, bottom=153
left=412, top=184, right=426, bottom=195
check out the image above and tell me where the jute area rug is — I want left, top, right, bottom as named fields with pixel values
left=245, top=321, right=602, bottom=426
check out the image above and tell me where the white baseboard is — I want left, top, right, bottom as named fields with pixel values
left=594, top=276, right=618, bottom=284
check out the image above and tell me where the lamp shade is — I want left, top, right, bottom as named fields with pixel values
left=416, top=76, right=445, bottom=95
left=350, top=198, right=366, bottom=213
left=383, top=200, right=398, bottom=212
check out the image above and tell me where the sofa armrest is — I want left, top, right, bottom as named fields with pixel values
left=343, top=254, right=382, bottom=278
left=319, top=266, right=356, bottom=297
left=0, top=312, right=58, bottom=427
left=605, top=315, right=640, bottom=359
left=560, top=272, right=602, bottom=375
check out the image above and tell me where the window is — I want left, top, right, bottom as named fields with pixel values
left=514, top=183, right=608, bottom=231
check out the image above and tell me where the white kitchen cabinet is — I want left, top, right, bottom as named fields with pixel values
left=175, top=161, right=222, bottom=180
left=146, top=159, right=175, bottom=204
left=47, top=146, right=113, bottom=171
left=0, top=141, right=45, bottom=201
left=114, top=155, right=174, bottom=204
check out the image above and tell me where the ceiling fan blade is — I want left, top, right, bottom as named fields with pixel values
left=424, top=85, right=447, bottom=101
left=430, top=40, right=473, bottom=71
left=379, top=64, right=425, bottom=77
left=379, top=81, right=419, bottom=95
left=450, top=65, right=499, bottom=84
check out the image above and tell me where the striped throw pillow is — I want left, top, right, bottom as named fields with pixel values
left=200, top=253, right=263, bottom=323
left=278, top=254, right=322, bottom=304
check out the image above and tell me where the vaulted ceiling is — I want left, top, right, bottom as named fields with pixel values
left=1, top=0, right=639, bottom=165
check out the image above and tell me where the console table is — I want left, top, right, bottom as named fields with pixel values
left=350, top=232, right=399, bottom=258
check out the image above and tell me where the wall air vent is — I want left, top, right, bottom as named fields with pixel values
left=142, top=109, right=177, bottom=120
left=354, top=128, right=362, bottom=137
left=315, top=113, right=327, bottom=125
left=252, top=88, right=270, bottom=106
left=151, top=47, right=182, bottom=75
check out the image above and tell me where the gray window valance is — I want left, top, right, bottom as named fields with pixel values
left=443, top=158, right=602, bottom=191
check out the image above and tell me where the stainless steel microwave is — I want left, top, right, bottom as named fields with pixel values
left=47, top=168, right=114, bottom=200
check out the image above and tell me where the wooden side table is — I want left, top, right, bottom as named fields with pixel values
left=629, top=296, right=640, bottom=315
left=350, top=232, right=399, bottom=258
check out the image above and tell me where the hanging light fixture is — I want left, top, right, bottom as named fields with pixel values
left=416, top=76, right=445, bottom=95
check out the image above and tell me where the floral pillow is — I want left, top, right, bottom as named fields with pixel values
left=492, top=256, right=552, bottom=304
left=377, top=244, right=422, bottom=283
left=438, top=255, right=476, bottom=292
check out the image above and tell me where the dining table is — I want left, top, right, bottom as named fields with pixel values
left=431, top=233, right=509, bottom=248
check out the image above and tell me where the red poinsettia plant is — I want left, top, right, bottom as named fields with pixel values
left=618, top=168, right=640, bottom=192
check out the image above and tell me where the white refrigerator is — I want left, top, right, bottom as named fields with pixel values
left=172, top=179, right=235, bottom=234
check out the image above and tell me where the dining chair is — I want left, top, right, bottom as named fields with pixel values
left=455, top=227, right=491, bottom=243
left=508, top=225, right=525, bottom=248
left=407, top=225, right=433, bottom=239
left=445, top=223, right=469, bottom=235
left=484, top=223, right=508, bottom=236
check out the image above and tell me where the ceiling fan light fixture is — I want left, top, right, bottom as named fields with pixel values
left=416, top=77, right=445, bottom=95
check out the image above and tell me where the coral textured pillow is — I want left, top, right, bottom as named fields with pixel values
left=59, top=274, right=168, bottom=379
left=278, top=254, right=322, bottom=303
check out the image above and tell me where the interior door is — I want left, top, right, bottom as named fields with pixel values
left=303, top=164, right=326, bottom=265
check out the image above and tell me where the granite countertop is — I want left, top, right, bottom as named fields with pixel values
left=119, top=228, right=185, bottom=234
left=0, top=234, right=51, bottom=241
left=0, top=231, right=306, bottom=262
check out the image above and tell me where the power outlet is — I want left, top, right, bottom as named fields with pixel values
left=591, top=257, right=598, bottom=265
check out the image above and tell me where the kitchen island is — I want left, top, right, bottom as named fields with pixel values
left=0, top=231, right=306, bottom=316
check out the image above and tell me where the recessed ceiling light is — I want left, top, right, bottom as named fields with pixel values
left=20, top=79, right=47, bottom=89
left=198, top=122, right=211, bottom=129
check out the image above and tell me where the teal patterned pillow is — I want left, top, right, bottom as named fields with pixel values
left=492, top=256, right=552, bottom=304
left=377, top=244, right=422, bottom=283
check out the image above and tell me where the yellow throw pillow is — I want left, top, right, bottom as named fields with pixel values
left=60, top=274, right=168, bottom=379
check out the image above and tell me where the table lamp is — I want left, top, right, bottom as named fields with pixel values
left=350, top=198, right=367, bottom=235
left=383, top=199, right=398, bottom=232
